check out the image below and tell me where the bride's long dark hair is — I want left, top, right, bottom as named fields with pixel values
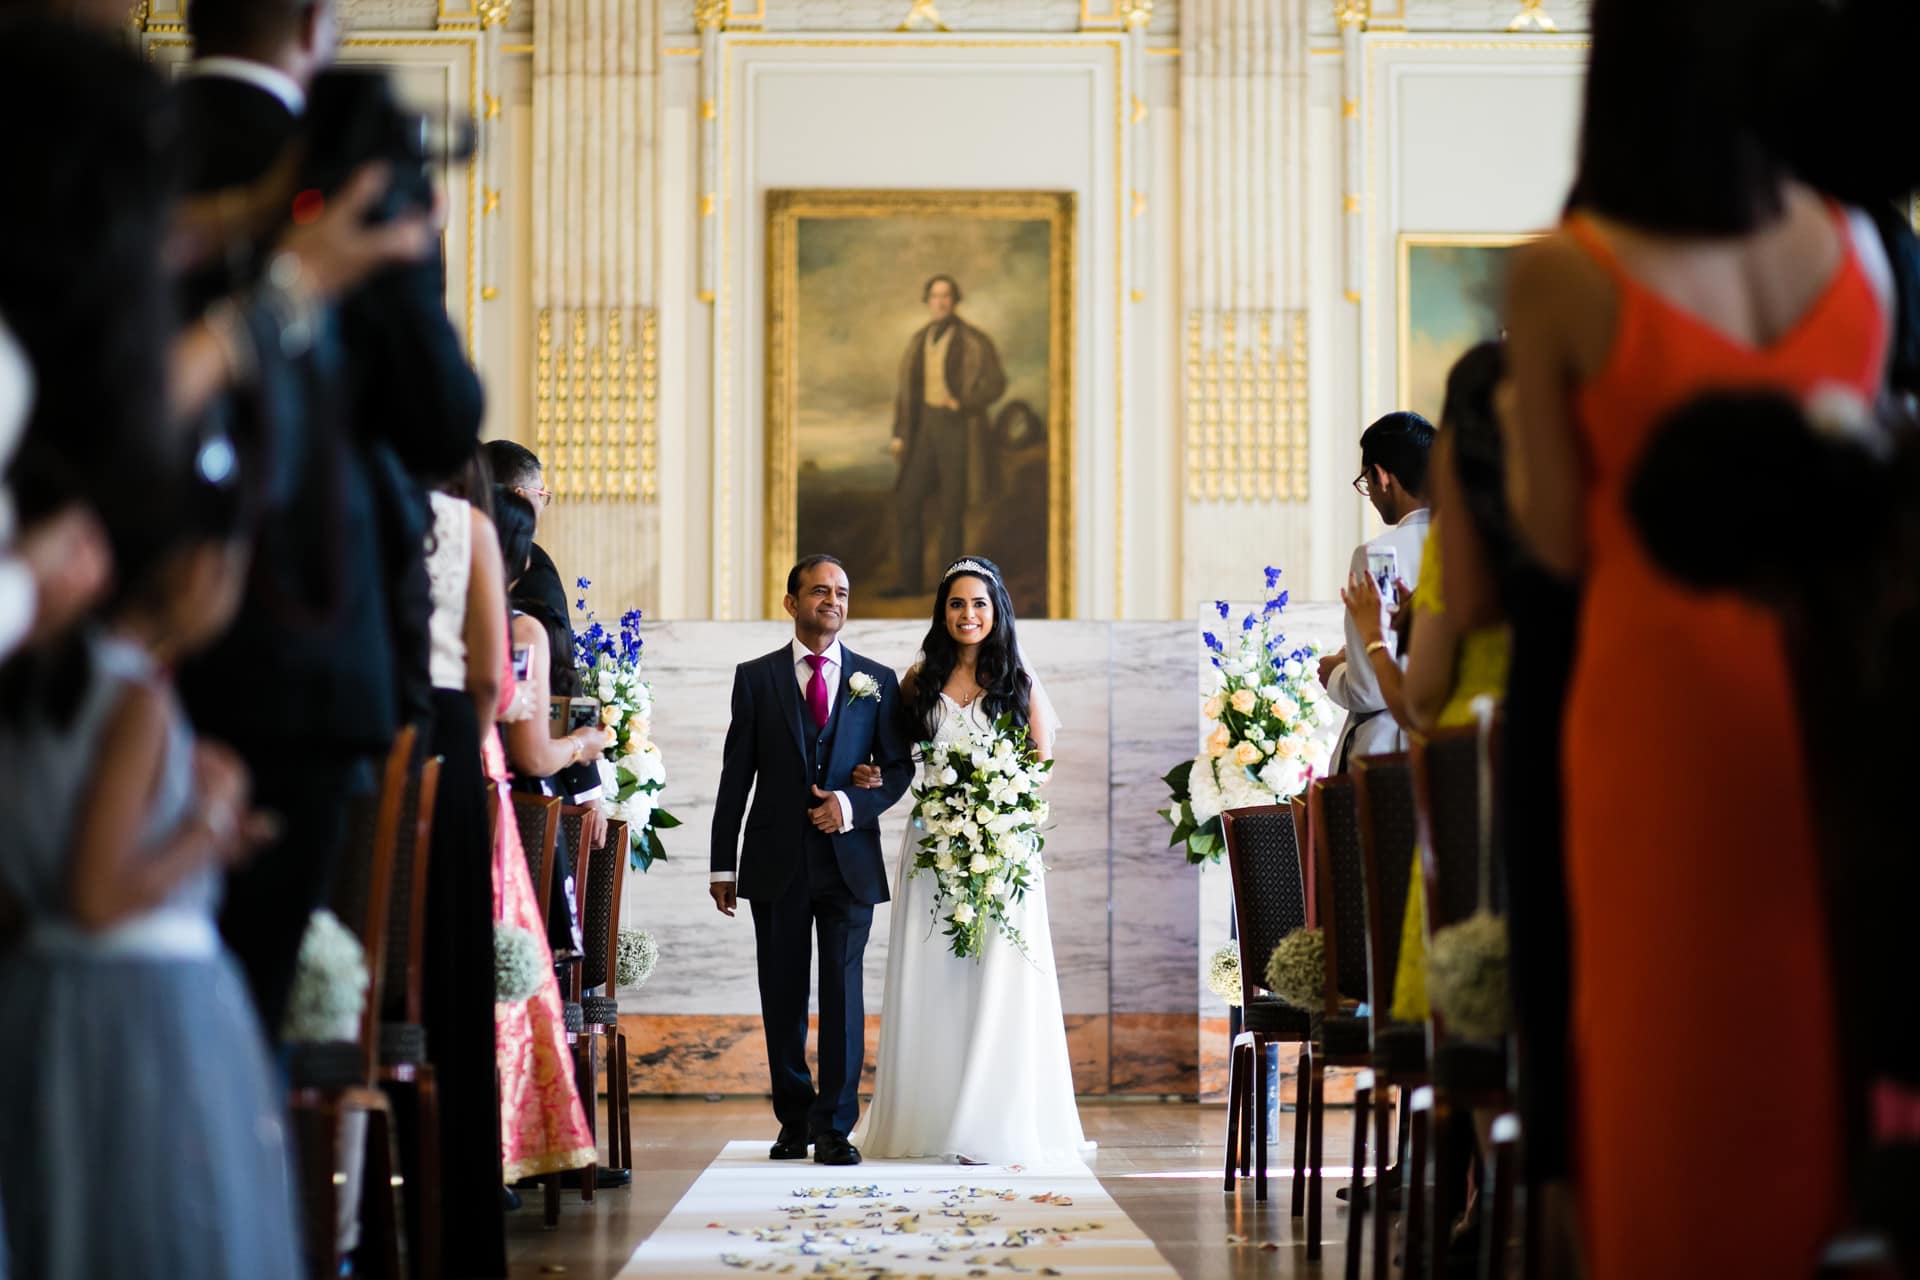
left=909, top=557, right=1032, bottom=739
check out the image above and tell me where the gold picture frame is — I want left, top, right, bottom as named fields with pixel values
left=764, top=189, right=1076, bottom=620
left=1396, top=232, right=1537, bottom=424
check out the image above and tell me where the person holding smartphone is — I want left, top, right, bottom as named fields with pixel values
left=1319, top=411, right=1434, bottom=772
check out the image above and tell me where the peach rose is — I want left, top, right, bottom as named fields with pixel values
left=1231, top=689, right=1258, bottom=715
left=1233, top=741, right=1263, bottom=767
left=1202, top=695, right=1225, bottom=722
left=1206, top=725, right=1233, bottom=759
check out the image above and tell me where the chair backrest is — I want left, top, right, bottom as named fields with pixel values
left=512, top=793, right=562, bottom=929
left=1289, top=794, right=1314, bottom=927
left=1309, top=774, right=1371, bottom=1014
left=559, top=804, right=597, bottom=941
left=1221, top=806, right=1309, bottom=1008
left=582, top=819, right=629, bottom=993
left=1410, top=722, right=1505, bottom=937
left=328, top=723, right=414, bottom=1080
left=1354, top=753, right=1419, bottom=1022
left=381, top=755, right=441, bottom=1026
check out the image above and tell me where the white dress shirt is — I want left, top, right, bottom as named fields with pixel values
left=710, top=640, right=856, bottom=884
left=180, top=57, right=308, bottom=115
left=1327, top=507, right=1432, bottom=767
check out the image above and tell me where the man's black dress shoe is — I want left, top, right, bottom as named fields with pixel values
left=770, top=1127, right=812, bottom=1160
left=814, top=1132, right=862, bottom=1166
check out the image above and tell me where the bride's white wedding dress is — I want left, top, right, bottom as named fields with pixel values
left=852, top=689, right=1090, bottom=1166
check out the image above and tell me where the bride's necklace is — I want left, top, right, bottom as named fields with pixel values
left=945, top=674, right=984, bottom=709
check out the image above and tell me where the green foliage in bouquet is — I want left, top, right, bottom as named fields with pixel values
left=1206, top=942, right=1243, bottom=1007
left=1265, top=926, right=1327, bottom=1010
left=493, top=923, right=546, bottom=1003
left=1426, top=910, right=1510, bottom=1039
left=615, top=927, right=659, bottom=988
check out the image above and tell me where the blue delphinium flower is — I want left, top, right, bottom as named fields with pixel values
left=1264, top=566, right=1283, bottom=591
left=1214, top=601, right=1231, bottom=619
left=577, top=577, right=591, bottom=590
left=1241, top=615, right=1257, bottom=633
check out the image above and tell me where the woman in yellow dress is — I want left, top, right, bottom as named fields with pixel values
left=1339, top=342, right=1511, bottom=1023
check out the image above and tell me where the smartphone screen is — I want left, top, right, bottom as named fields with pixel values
left=1366, top=548, right=1401, bottom=604
left=511, top=644, right=533, bottom=683
left=568, top=697, right=602, bottom=733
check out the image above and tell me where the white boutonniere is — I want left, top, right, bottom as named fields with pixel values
left=847, top=672, right=880, bottom=703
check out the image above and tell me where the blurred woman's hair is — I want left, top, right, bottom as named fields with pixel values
left=1439, top=341, right=1519, bottom=591
left=1570, top=0, right=1805, bottom=235
left=491, top=488, right=536, bottom=587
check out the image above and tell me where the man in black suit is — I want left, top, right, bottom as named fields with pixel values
left=173, top=0, right=483, bottom=1037
left=710, top=556, right=913, bottom=1166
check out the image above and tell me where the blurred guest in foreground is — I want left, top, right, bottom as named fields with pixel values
left=1501, top=0, right=1892, bottom=1273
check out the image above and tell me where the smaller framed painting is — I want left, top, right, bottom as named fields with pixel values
left=1396, top=233, right=1537, bottom=425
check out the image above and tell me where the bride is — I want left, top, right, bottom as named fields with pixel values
left=849, top=556, right=1089, bottom=1166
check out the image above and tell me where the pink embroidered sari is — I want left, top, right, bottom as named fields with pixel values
left=489, top=665, right=596, bottom=1181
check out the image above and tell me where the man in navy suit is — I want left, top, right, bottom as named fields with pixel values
left=710, top=555, right=913, bottom=1166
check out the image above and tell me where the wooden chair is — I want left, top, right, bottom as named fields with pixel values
left=1410, top=723, right=1514, bottom=1280
left=378, top=753, right=442, bottom=1280
left=288, top=725, right=415, bottom=1280
left=556, top=804, right=601, bottom=1202
left=1350, top=752, right=1430, bottom=1280
left=507, top=793, right=566, bottom=1225
left=1219, top=806, right=1314, bottom=1205
left=1302, top=774, right=1377, bottom=1264
left=511, top=793, right=562, bottom=931
left=579, top=817, right=634, bottom=1181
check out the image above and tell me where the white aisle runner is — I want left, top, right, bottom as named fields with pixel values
left=618, top=1140, right=1181, bottom=1278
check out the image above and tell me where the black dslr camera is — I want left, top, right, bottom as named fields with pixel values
left=297, top=67, right=477, bottom=223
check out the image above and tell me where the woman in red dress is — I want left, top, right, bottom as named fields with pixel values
left=1502, top=1, right=1891, bottom=1273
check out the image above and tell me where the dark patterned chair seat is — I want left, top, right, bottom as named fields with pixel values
left=288, top=1040, right=364, bottom=1091
left=1371, top=1022, right=1428, bottom=1076
left=378, top=1022, right=429, bottom=1067
left=1315, top=1013, right=1372, bottom=1058
left=1241, top=995, right=1310, bottom=1036
left=1432, top=1039, right=1507, bottom=1093
left=562, top=1001, right=584, bottom=1035
left=581, top=995, right=619, bottom=1026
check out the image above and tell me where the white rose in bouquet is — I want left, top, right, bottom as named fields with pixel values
left=969, top=853, right=990, bottom=874
left=940, top=766, right=959, bottom=786
left=952, top=902, right=976, bottom=925
left=985, top=877, right=1007, bottom=899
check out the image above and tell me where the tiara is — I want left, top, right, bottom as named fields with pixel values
left=946, top=559, right=996, bottom=583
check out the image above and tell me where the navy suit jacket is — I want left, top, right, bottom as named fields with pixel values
left=711, top=645, right=913, bottom=905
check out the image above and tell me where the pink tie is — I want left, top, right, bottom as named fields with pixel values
left=804, top=654, right=831, bottom=729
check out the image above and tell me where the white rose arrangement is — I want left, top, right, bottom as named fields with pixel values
left=910, top=714, right=1053, bottom=959
left=573, top=582, right=681, bottom=870
left=1162, top=568, right=1338, bottom=865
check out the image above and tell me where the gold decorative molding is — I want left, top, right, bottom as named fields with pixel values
left=1123, top=0, right=1154, bottom=31
left=1335, top=0, right=1369, bottom=29
left=1186, top=310, right=1309, bottom=503
left=1507, top=0, right=1558, bottom=32
left=1343, top=193, right=1361, bottom=214
left=481, top=285, right=498, bottom=301
left=701, top=98, right=718, bottom=121
left=476, top=0, right=512, bottom=29
left=1342, top=97, right=1359, bottom=118
left=1131, top=95, right=1148, bottom=124
left=700, top=193, right=717, bottom=218
left=898, top=0, right=949, bottom=32
left=539, top=307, right=653, bottom=503
left=484, top=92, right=501, bottom=120
left=482, top=187, right=500, bottom=216
left=693, top=0, right=728, bottom=33
left=1131, top=190, right=1147, bottom=219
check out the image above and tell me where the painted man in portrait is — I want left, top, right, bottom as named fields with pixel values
left=887, top=274, right=1006, bottom=596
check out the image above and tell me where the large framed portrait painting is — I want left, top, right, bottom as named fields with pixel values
left=1397, top=233, right=1534, bottom=424
left=765, top=190, right=1074, bottom=619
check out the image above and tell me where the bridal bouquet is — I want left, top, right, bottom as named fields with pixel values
left=1162, top=567, right=1337, bottom=865
left=910, top=714, right=1053, bottom=960
left=573, top=581, right=681, bottom=870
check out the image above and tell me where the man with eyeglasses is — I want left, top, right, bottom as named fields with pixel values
left=1319, top=411, right=1434, bottom=771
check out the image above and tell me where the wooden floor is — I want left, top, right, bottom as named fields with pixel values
left=507, top=1095, right=1363, bottom=1279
